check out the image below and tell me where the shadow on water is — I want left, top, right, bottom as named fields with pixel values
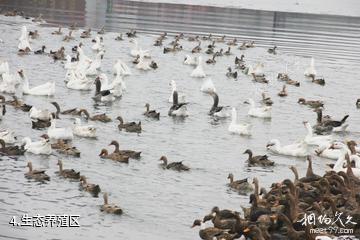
left=1, top=0, right=360, bottom=62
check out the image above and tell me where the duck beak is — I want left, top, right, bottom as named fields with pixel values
left=243, top=227, right=250, bottom=233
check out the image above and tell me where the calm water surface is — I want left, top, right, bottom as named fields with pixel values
left=0, top=1, right=360, bottom=239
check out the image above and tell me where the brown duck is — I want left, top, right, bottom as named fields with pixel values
left=4, top=96, right=32, bottom=112
left=109, top=140, right=141, bottom=159
left=25, top=162, right=50, bottom=182
left=144, top=103, right=160, bottom=120
left=100, top=192, right=123, bottom=215
left=227, top=173, right=254, bottom=194
left=51, top=139, right=80, bottom=157
left=159, top=156, right=190, bottom=171
left=0, top=139, right=25, bottom=156
left=99, top=149, right=129, bottom=163
left=79, top=175, right=101, bottom=197
left=116, top=116, right=141, bottom=133
left=243, top=149, right=274, bottom=167
left=56, top=160, right=80, bottom=179
left=79, top=109, right=111, bottom=123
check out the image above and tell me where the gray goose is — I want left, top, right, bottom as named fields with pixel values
left=243, top=149, right=274, bottom=167
left=144, top=103, right=160, bottom=120
left=79, top=175, right=101, bottom=197
left=25, top=162, right=50, bottom=182
left=116, top=116, right=141, bottom=133
left=159, top=156, right=190, bottom=171
left=56, top=160, right=80, bottom=179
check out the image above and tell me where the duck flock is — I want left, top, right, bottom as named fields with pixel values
left=1, top=10, right=360, bottom=240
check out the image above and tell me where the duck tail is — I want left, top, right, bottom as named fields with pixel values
left=340, top=115, right=349, bottom=124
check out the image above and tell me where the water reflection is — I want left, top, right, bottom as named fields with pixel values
left=1, top=0, right=360, bottom=62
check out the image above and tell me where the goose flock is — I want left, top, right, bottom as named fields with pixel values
left=0, top=10, right=359, bottom=240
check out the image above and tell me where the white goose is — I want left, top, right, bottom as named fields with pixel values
left=64, top=55, right=77, bottom=71
left=22, top=136, right=52, bottom=155
left=113, top=59, right=131, bottom=76
left=245, top=98, right=271, bottom=118
left=86, top=51, right=104, bottom=76
left=130, top=39, right=150, bottom=57
left=0, top=72, right=18, bottom=94
left=47, top=119, right=73, bottom=140
left=19, top=70, right=55, bottom=96
left=304, top=57, right=316, bottom=77
left=303, top=121, right=332, bottom=146
left=228, top=108, right=251, bottom=136
left=97, top=73, right=123, bottom=98
left=191, top=56, right=206, bottom=78
left=18, top=26, right=31, bottom=51
left=66, top=70, right=92, bottom=90
left=331, top=143, right=360, bottom=177
left=253, top=63, right=264, bottom=76
left=0, top=61, right=10, bottom=75
left=200, top=78, right=216, bottom=93
left=0, top=129, right=16, bottom=144
left=183, top=55, right=197, bottom=66
left=91, top=36, right=104, bottom=52
left=266, top=139, right=308, bottom=157
left=29, top=106, right=52, bottom=121
left=314, top=142, right=348, bottom=160
left=136, top=55, right=151, bottom=70
left=73, top=118, right=96, bottom=138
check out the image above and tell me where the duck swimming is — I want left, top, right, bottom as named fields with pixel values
left=267, top=46, right=277, bottom=54
left=100, top=192, right=123, bottom=215
left=56, top=160, right=80, bottom=179
left=22, top=134, right=52, bottom=155
left=47, top=119, right=73, bottom=140
left=209, top=92, right=229, bottom=118
left=303, top=121, right=332, bottom=146
left=93, top=77, right=115, bottom=102
left=144, top=103, right=160, bottom=120
left=205, top=55, right=216, bottom=64
left=261, top=93, right=273, bottom=106
left=310, top=75, right=325, bottom=85
left=244, top=149, right=274, bottom=167
left=79, top=176, right=101, bottom=197
left=0, top=139, right=25, bottom=156
left=266, top=139, right=308, bottom=157
left=190, top=56, right=206, bottom=78
left=51, top=26, right=62, bottom=35
left=168, top=91, right=188, bottom=117
left=228, top=108, right=251, bottom=136
left=19, top=70, right=55, bottom=96
left=244, top=98, right=271, bottom=119
left=277, top=85, right=287, bottom=97
left=34, top=45, right=46, bottom=55
left=298, top=98, right=323, bottom=109
left=191, top=41, right=201, bottom=53
left=226, top=67, right=238, bottom=79
left=99, top=149, right=129, bottom=163
left=51, top=139, right=80, bottom=157
left=72, top=118, right=97, bottom=138
left=109, top=140, right=141, bottom=159
left=227, top=173, right=254, bottom=194
left=159, top=156, right=190, bottom=171
left=25, top=162, right=50, bottom=182
left=200, top=78, right=216, bottom=93
left=183, top=55, right=198, bottom=66
left=79, top=109, right=112, bottom=123
left=116, top=116, right=141, bottom=133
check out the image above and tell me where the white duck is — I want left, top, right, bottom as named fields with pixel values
left=266, top=139, right=308, bottom=157
left=303, top=121, right=332, bottom=146
left=22, top=136, right=52, bottom=155
left=0, top=72, right=18, bottom=94
left=245, top=98, right=271, bottom=118
left=66, top=70, right=92, bottom=90
left=86, top=51, right=104, bottom=76
left=200, top=78, right=216, bottom=93
left=228, top=108, right=251, bottom=136
left=72, top=118, right=96, bottom=138
left=331, top=143, right=360, bottom=177
left=136, top=55, right=151, bottom=70
left=314, top=142, right=348, bottom=160
left=0, top=61, right=10, bottom=75
left=253, top=63, right=264, bottom=76
left=304, top=57, right=316, bottom=77
left=29, top=106, right=52, bottom=121
left=130, top=39, right=150, bottom=57
left=191, top=56, right=206, bottom=78
left=18, top=26, right=31, bottom=51
left=183, top=55, right=197, bottom=66
left=19, top=70, right=55, bottom=96
left=0, top=129, right=16, bottom=144
left=113, top=59, right=131, bottom=76
left=91, top=36, right=104, bottom=52
left=64, top=55, right=77, bottom=71
left=47, top=119, right=73, bottom=140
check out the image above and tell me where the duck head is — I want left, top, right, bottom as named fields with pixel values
left=191, top=219, right=202, bottom=228
left=99, top=148, right=108, bottom=156
left=159, top=155, right=168, bottom=165
left=298, top=98, right=306, bottom=104
left=243, top=149, right=252, bottom=155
